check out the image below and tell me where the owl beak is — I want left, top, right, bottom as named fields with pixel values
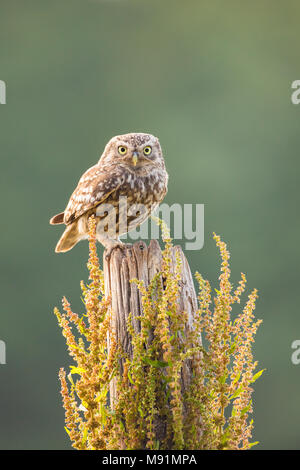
left=132, top=152, right=138, bottom=166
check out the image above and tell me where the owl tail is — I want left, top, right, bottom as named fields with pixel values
left=55, top=221, right=80, bottom=253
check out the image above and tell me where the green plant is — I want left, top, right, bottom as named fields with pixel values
left=55, top=216, right=263, bottom=450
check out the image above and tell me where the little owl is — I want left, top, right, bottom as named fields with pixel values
left=50, top=133, right=168, bottom=255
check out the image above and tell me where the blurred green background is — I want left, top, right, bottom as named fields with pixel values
left=0, top=0, right=299, bottom=449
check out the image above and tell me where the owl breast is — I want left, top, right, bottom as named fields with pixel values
left=122, top=168, right=167, bottom=204
left=96, top=166, right=168, bottom=237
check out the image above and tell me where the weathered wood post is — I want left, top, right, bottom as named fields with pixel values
left=103, top=239, right=200, bottom=443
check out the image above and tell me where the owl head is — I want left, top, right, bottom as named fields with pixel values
left=99, top=132, right=165, bottom=170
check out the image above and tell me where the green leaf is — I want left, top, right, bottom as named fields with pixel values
left=81, top=427, right=88, bottom=445
left=240, top=400, right=252, bottom=417
left=231, top=371, right=241, bottom=386
left=95, top=388, right=108, bottom=402
left=69, top=366, right=86, bottom=375
left=128, top=369, right=135, bottom=385
left=250, top=369, right=265, bottom=383
left=219, top=372, right=227, bottom=384
left=99, top=402, right=107, bottom=426
left=220, top=428, right=230, bottom=445
left=229, top=386, right=244, bottom=400
left=142, top=357, right=169, bottom=368
left=119, top=420, right=125, bottom=432
left=248, top=441, right=259, bottom=448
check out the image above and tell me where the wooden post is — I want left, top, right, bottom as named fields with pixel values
left=103, top=239, right=200, bottom=441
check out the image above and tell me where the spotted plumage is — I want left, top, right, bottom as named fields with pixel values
left=50, top=133, right=168, bottom=254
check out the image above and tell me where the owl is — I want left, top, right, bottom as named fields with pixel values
left=50, top=133, right=168, bottom=256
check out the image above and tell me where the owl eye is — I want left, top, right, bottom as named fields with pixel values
left=143, top=145, right=152, bottom=156
left=118, top=145, right=128, bottom=155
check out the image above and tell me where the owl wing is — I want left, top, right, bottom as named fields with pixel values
left=63, top=165, right=123, bottom=225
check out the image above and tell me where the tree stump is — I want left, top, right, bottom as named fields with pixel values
left=103, top=239, right=200, bottom=442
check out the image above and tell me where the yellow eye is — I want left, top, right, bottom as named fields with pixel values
left=143, top=145, right=152, bottom=156
left=118, top=145, right=127, bottom=155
